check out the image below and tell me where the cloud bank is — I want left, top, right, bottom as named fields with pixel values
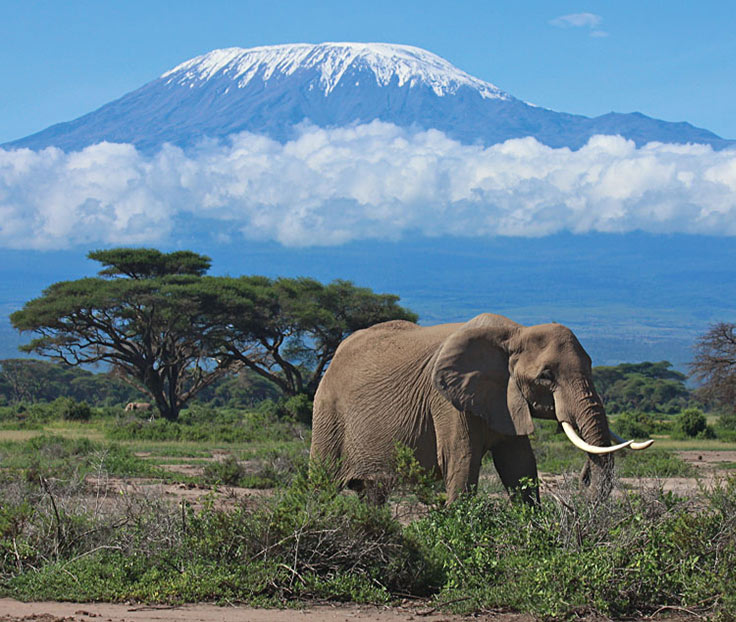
left=1, top=121, right=736, bottom=249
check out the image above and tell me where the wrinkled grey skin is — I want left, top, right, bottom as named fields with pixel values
left=310, top=313, right=613, bottom=504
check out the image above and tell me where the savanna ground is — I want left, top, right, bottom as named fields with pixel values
left=2, top=404, right=736, bottom=621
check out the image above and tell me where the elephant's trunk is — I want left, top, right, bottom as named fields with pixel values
left=555, top=377, right=615, bottom=500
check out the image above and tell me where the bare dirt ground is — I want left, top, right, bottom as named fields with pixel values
left=0, top=598, right=538, bottom=622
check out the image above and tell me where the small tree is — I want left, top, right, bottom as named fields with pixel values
left=11, top=249, right=230, bottom=421
left=691, top=322, right=736, bottom=414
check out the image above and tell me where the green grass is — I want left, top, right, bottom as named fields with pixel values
left=649, top=437, right=736, bottom=451
left=0, top=434, right=166, bottom=480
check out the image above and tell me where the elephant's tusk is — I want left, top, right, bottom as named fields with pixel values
left=561, top=422, right=633, bottom=454
left=610, top=430, right=654, bottom=450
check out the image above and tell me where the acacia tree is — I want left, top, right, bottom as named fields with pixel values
left=691, top=322, right=736, bottom=413
left=202, top=276, right=418, bottom=398
left=10, top=249, right=231, bottom=421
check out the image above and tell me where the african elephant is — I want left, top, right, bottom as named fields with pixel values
left=124, top=402, right=152, bottom=412
left=310, top=313, right=651, bottom=504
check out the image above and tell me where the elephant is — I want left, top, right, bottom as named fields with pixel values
left=124, top=401, right=152, bottom=412
left=310, top=313, right=651, bottom=504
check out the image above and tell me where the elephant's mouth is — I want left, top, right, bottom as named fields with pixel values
left=527, top=391, right=556, bottom=419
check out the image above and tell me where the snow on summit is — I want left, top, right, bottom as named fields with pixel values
left=161, top=42, right=510, bottom=99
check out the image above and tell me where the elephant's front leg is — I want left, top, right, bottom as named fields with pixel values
left=490, top=435, right=539, bottom=504
left=434, top=411, right=487, bottom=503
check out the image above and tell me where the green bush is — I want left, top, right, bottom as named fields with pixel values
left=673, top=408, right=716, bottom=439
left=718, top=411, right=736, bottom=430
left=613, top=411, right=655, bottom=438
left=280, top=394, right=313, bottom=425
left=53, top=397, right=92, bottom=421
left=202, top=454, right=245, bottom=486
left=408, top=483, right=736, bottom=617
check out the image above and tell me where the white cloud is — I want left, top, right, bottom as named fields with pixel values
left=550, top=12, right=602, bottom=28
left=1, top=122, right=736, bottom=249
left=550, top=12, right=607, bottom=37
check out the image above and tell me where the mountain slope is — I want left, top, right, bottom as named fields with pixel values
left=5, top=42, right=733, bottom=153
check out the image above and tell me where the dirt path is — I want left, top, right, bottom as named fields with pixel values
left=0, top=599, right=533, bottom=622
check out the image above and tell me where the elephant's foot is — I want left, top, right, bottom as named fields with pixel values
left=348, top=478, right=391, bottom=505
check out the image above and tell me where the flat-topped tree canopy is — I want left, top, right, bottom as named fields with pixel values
left=89, top=248, right=211, bottom=279
left=11, top=248, right=225, bottom=421
left=11, top=247, right=418, bottom=418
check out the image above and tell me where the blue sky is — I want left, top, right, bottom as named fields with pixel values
left=1, top=0, right=735, bottom=144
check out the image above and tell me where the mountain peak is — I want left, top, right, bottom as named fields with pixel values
left=4, top=41, right=732, bottom=154
left=161, top=42, right=511, bottom=100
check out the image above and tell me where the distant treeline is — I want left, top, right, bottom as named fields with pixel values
left=1, top=357, right=694, bottom=414
left=593, top=361, right=694, bottom=414
left=0, top=358, right=281, bottom=408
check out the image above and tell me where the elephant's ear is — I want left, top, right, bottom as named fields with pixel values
left=432, top=326, right=534, bottom=436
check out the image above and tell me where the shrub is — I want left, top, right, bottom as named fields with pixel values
left=202, top=454, right=245, bottom=486
left=280, top=394, right=313, bottom=425
left=409, top=482, right=736, bottom=617
left=673, top=408, right=716, bottom=439
left=718, top=411, right=736, bottom=430
left=614, top=411, right=655, bottom=438
left=54, top=397, right=92, bottom=421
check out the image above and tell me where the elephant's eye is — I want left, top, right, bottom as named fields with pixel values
left=537, top=369, right=555, bottom=383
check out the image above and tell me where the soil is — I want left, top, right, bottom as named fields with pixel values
left=0, top=599, right=536, bottom=622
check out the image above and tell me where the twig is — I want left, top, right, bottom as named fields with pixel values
left=40, top=476, right=63, bottom=555
left=647, top=605, right=707, bottom=619
left=62, top=545, right=124, bottom=568
left=416, top=596, right=471, bottom=616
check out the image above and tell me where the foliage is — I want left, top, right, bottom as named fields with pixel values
left=612, top=410, right=656, bottom=438
left=104, top=413, right=300, bottom=445
left=0, top=434, right=161, bottom=482
left=716, top=411, right=736, bottom=441
left=202, top=454, right=245, bottom=486
left=2, top=466, right=735, bottom=618
left=409, top=483, right=736, bottom=617
left=691, top=321, right=736, bottom=414
left=1, top=464, right=436, bottom=604
left=204, top=276, right=418, bottom=398
left=53, top=397, right=92, bottom=421
left=0, top=358, right=140, bottom=406
left=615, top=448, right=694, bottom=478
left=672, top=407, right=716, bottom=439
left=279, top=393, right=313, bottom=424
left=10, top=249, right=230, bottom=421
left=393, top=442, right=444, bottom=507
left=192, top=368, right=282, bottom=407
left=11, top=248, right=416, bottom=416
left=593, top=361, right=692, bottom=414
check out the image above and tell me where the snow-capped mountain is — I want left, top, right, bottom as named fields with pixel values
left=4, top=42, right=733, bottom=152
